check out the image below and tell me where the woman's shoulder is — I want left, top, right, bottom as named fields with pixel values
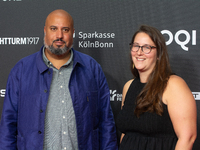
left=163, top=74, right=193, bottom=104
left=167, top=75, right=187, bottom=89
left=121, top=79, right=134, bottom=107
left=124, top=79, right=134, bottom=89
left=123, top=77, right=142, bottom=94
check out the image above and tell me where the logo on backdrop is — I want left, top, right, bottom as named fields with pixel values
left=110, top=90, right=122, bottom=101
left=161, top=30, right=196, bottom=51
left=74, top=31, right=115, bottom=48
left=0, top=37, right=39, bottom=45
left=1, top=89, right=199, bottom=100
left=0, top=89, right=5, bottom=97
left=192, top=92, right=200, bottom=100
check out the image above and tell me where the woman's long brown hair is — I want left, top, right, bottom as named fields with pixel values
left=130, top=25, right=173, bottom=117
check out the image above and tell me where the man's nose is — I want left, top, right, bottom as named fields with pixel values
left=56, top=30, right=63, bottom=39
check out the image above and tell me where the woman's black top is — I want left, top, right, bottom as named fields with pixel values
left=116, top=78, right=178, bottom=150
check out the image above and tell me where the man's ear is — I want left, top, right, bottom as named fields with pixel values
left=44, top=26, right=46, bottom=35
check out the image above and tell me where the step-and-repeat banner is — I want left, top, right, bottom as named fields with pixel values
left=0, top=0, right=199, bottom=149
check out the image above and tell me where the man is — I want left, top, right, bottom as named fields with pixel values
left=0, top=9, right=118, bottom=150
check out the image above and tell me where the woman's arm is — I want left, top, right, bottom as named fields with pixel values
left=163, top=75, right=197, bottom=150
left=120, top=79, right=133, bottom=143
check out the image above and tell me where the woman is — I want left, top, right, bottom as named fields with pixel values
left=116, top=25, right=197, bottom=150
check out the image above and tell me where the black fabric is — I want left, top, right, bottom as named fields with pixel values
left=116, top=78, right=178, bottom=150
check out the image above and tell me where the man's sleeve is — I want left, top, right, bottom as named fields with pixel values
left=97, top=65, right=118, bottom=150
left=0, top=69, right=19, bottom=150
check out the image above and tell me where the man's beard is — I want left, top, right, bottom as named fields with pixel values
left=44, top=38, right=72, bottom=55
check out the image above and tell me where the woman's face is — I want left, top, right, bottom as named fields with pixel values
left=131, top=32, right=157, bottom=75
